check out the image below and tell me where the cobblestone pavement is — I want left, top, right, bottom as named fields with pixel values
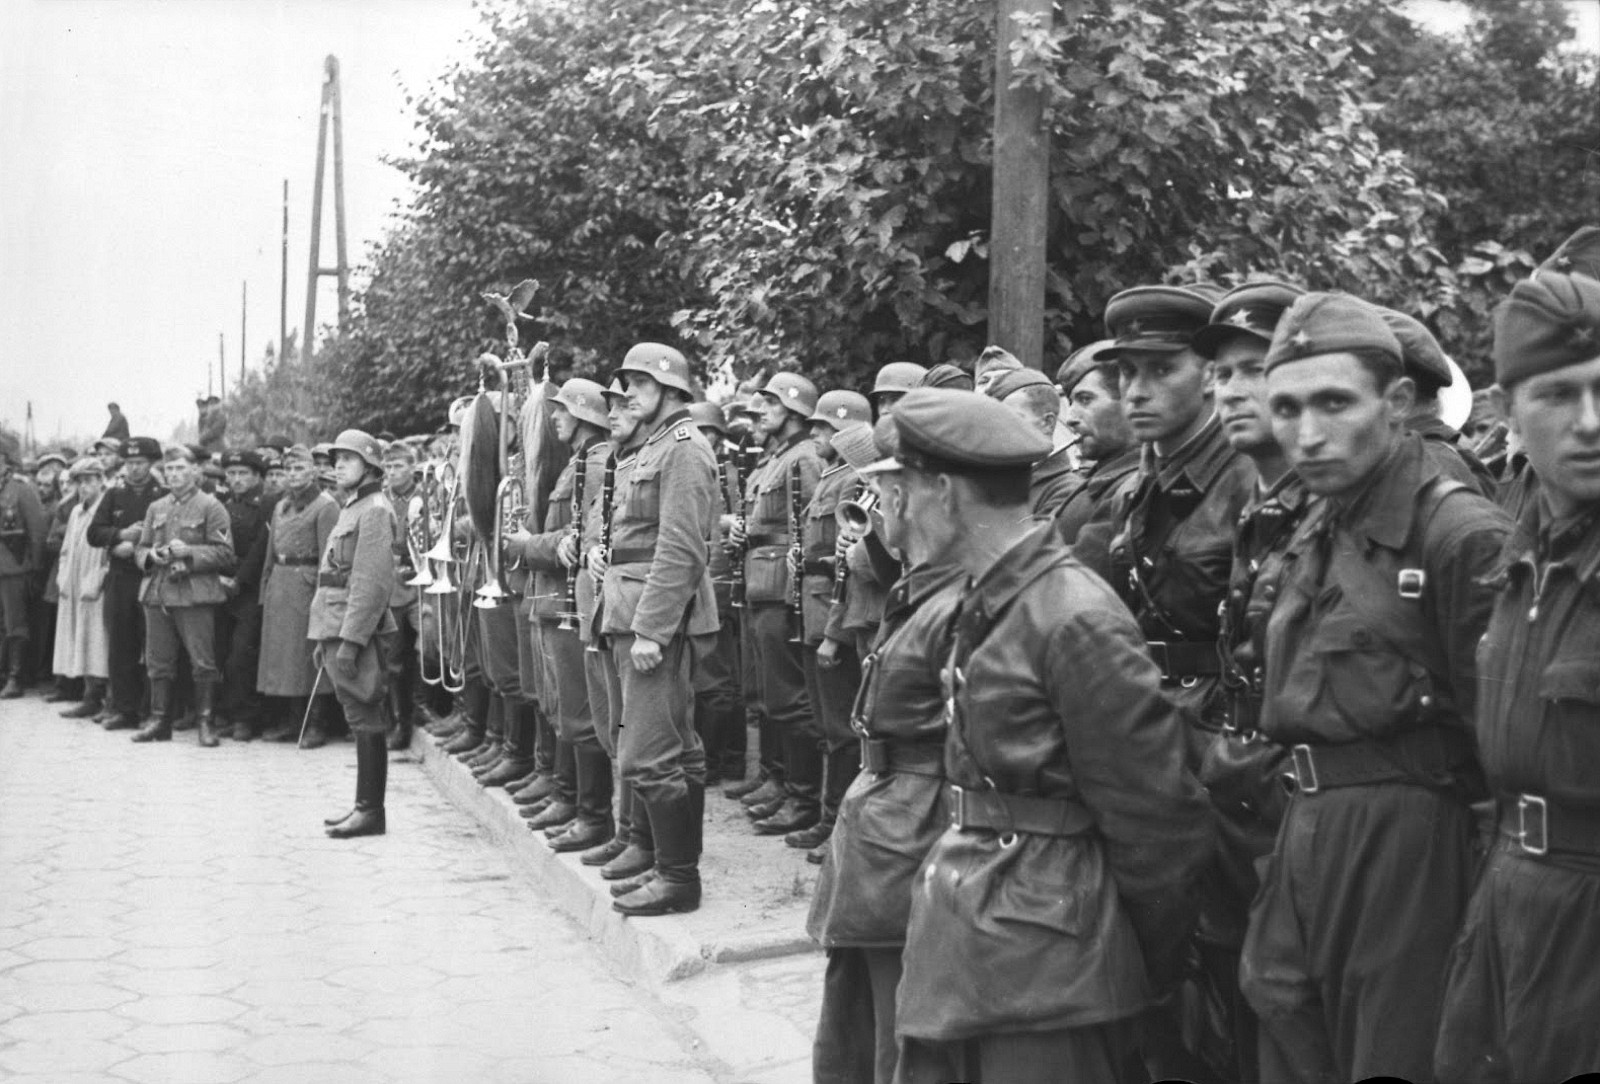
left=0, top=696, right=777, bottom=1084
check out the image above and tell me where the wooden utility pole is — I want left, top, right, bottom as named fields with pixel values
left=303, top=55, right=351, bottom=364
left=216, top=333, right=224, bottom=399
left=988, top=0, right=1053, bottom=369
left=240, top=281, right=247, bottom=388
left=280, top=180, right=289, bottom=364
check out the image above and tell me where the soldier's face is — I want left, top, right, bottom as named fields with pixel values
left=37, top=464, right=62, bottom=489
left=383, top=459, right=411, bottom=491
left=266, top=468, right=286, bottom=492
left=332, top=452, right=366, bottom=491
left=224, top=467, right=257, bottom=496
left=284, top=460, right=316, bottom=491
left=871, top=472, right=910, bottom=556
left=873, top=392, right=905, bottom=417
left=1117, top=348, right=1211, bottom=448
left=98, top=450, right=121, bottom=473
left=809, top=422, right=836, bottom=459
left=900, top=467, right=957, bottom=567
left=1510, top=354, right=1600, bottom=519
left=124, top=457, right=152, bottom=484
left=756, top=396, right=789, bottom=439
left=1065, top=368, right=1131, bottom=461
left=552, top=405, right=577, bottom=444
left=607, top=398, right=638, bottom=443
left=161, top=459, right=197, bottom=492
left=1269, top=353, right=1410, bottom=498
left=1213, top=338, right=1279, bottom=456
left=623, top=374, right=664, bottom=420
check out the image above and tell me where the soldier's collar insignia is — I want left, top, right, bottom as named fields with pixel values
left=674, top=426, right=691, bottom=441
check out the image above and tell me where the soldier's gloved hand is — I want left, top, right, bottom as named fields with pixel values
left=630, top=636, right=663, bottom=674
left=334, top=640, right=360, bottom=680
left=557, top=533, right=578, bottom=569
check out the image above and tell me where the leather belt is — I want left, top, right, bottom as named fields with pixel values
left=1498, top=793, right=1600, bottom=857
left=316, top=571, right=348, bottom=589
left=1146, top=640, right=1223, bottom=683
left=277, top=555, right=318, bottom=566
left=608, top=547, right=654, bottom=565
left=947, top=784, right=1094, bottom=839
left=1282, top=726, right=1473, bottom=795
left=802, top=557, right=835, bottom=576
left=859, top=737, right=944, bottom=778
left=747, top=533, right=789, bottom=549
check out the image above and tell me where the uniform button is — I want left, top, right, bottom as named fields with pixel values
left=1263, top=586, right=1276, bottom=601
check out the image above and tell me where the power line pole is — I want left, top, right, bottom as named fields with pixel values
left=988, top=0, right=1053, bottom=369
left=280, top=180, right=289, bottom=364
left=216, top=334, right=223, bottom=399
left=240, top=280, right=247, bottom=388
left=303, top=55, right=351, bottom=364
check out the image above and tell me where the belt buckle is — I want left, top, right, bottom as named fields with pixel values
left=859, top=738, right=889, bottom=774
left=1517, top=793, right=1549, bottom=856
left=949, top=784, right=967, bottom=831
left=1290, top=744, right=1320, bottom=794
left=1146, top=641, right=1171, bottom=680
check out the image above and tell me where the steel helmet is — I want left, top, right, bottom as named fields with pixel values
left=329, top=429, right=384, bottom=470
left=554, top=377, right=610, bottom=429
left=617, top=342, right=694, bottom=396
left=870, top=362, right=929, bottom=398
left=602, top=378, right=628, bottom=401
left=757, top=371, right=819, bottom=419
left=811, top=390, right=872, bottom=431
left=688, top=401, right=729, bottom=435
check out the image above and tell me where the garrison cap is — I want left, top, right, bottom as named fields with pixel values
left=1264, top=293, right=1402, bottom=374
left=919, top=363, right=973, bottom=391
left=1193, top=280, right=1306, bottom=358
left=688, top=401, right=729, bottom=435
left=282, top=444, right=314, bottom=465
left=973, top=346, right=1024, bottom=381
left=812, top=390, right=872, bottom=431
left=36, top=450, right=70, bottom=470
left=1055, top=339, right=1118, bottom=392
left=832, top=424, right=882, bottom=475
left=1492, top=270, right=1600, bottom=387
left=68, top=456, right=104, bottom=480
left=892, top=388, right=1052, bottom=471
left=858, top=415, right=904, bottom=476
left=221, top=450, right=266, bottom=474
left=122, top=437, right=162, bottom=462
left=984, top=367, right=1058, bottom=402
left=381, top=440, right=417, bottom=465
left=1103, top=284, right=1221, bottom=355
left=1375, top=308, right=1453, bottom=390
left=1538, top=226, right=1600, bottom=282
left=871, top=362, right=929, bottom=397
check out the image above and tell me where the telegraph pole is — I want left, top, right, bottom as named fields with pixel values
left=240, top=280, right=247, bottom=388
left=988, top=0, right=1053, bottom=369
left=303, top=55, right=351, bottom=363
left=280, top=180, right=289, bottom=364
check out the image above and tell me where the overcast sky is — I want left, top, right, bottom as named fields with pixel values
left=1, top=0, right=480, bottom=446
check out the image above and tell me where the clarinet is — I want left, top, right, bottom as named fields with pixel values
left=556, top=453, right=586, bottom=631
left=586, top=450, right=617, bottom=654
left=786, top=457, right=805, bottom=645
left=729, top=434, right=751, bottom=610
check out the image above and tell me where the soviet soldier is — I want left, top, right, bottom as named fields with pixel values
left=311, top=431, right=401, bottom=840
left=1052, top=340, right=1139, bottom=546
left=597, top=344, right=720, bottom=916
left=86, top=437, right=166, bottom=730
left=891, top=388, right=1214, bottom=1084
left=129, top=445, right=236, bottom=747
left=1434, top=270, right=1600, bottom=1082
left=1240, top=294, right=1511, bottom=1083
left=1379, top=307, right=1498, bottom=497
left=0, top=435, right=47, bottom=698
left=729, top=372, right=825, bottom=836
left=984, top=368, right=1080, bottom=519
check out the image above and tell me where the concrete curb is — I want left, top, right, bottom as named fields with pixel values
left=412, top=730, right=819, bottom=987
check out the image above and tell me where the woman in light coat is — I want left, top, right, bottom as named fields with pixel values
left=54, top=458, right=111, bottom=714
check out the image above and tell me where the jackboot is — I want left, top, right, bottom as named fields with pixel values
left=327, top=730, right=388, bottom=838
left=719, top=704, right=749, bottom=783
left=462, top=693, right=507, bottom=765
left=614, top=790, right=701, bottom=916
left=740, top=777, right=786, bottom=810
left=61, top=677, right=106, bottom=719
left=582, top=764, right=629, bottom=865
left=744, top=791, right=786, bottom=822
left=693, top=696, right=722, bottom=787
left=0, top=637, right=27, bottom=698
left=524, top=799, right=576, bottom=833
left=441, top=678, right=491, bottom=753
left=581, top=835, right=628, bottom=866
left=601, top=791, right=654, bottom=880
left=550, top=745, right=613, bottom=852
left=385, top=676, right=414, bottom=752
left=425, top=692, right=465, bottom=737
left=102, top=710, right=141, bottom=731
left=755, top=731, right=821, bottom=833
left=510, top=772, right=559, bottom=806
left=195, top=680, right=220, bottom=748
left=230, top=716, right=256, bottom=742
left=130, top=678, right=173, bottom=743
left=609, top=869, right=657, bottom=898
left=788, top=742, right=853, bottom=848
left=477, top=700, right=538, bottom=786
left=723, top=772, right=767, bottom=801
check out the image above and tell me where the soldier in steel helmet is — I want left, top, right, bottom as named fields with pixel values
left=0, top=434, right=47, bottom=698
left=311, top=430, right=402, bottom=839
left=868, top=362, right=928, bottom=418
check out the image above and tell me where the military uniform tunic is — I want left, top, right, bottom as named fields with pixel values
left=133, top=487, right=236, bottom=683
left=306, top=480, right=399, bottom=730
left=87, top=475, right=166, bottom=716
left=1053, top=446, right=1139, bottom=547
left=1434, top=499, right=1600, bottom=1082
left=0, top=474, right=46, bottom=643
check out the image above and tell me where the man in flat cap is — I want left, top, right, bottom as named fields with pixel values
left=1052, top=340, right=1139, bottom=546
left=1378, top=307, right=1497, bottom=497
left=87, top=437, right=166, bottom=729
left=1239, top=293, right=1510, bottom=1084
left=985, top=368, right=1080, bottom=520
left=0, top=435, right=47, bottom=697
left=1433, top=269, right=1600, bottom=1082
left=890, top=388, right=1213, bottom=1084
left=213, top=451, right=269, bottom=740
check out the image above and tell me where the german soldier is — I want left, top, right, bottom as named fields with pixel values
left=1434, top=270, right=1600, bottom=1081
left=891, top=388, right=1214, bottom=1084
left=0, top=434, right=47, bottom=698
left=257, top=445, right=340, bottom=744
left=868, top=362, right=928, bottom=418
left=130, top=445, right=236, bottom=746
left=312, top=430, right=401, bottom=839
left=600, top=344, right=720, bottom=916
left=1239, top=294, right=1510, bottom=1083
left=381, top=439, right=425, bottom=750
left=215, top=450, right=269, bottom=740
left=688, top=400, right=747, bottom=786
left=87, top=437, right=165, bottom=729
left=730, top=372, right=825, bottom=836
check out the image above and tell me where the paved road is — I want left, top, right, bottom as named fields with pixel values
left=0, top=696, right=729, bottom=1084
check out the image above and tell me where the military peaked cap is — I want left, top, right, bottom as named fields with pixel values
left=1103, top=284, right=1221, bottom=355
left=1193, top=280, right=1306, bottom=358
left=893, top=388, right=1051, bottom=470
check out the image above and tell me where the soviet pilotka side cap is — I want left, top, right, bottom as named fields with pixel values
left=1263, top=293, right=1402, bottom=374
left=1102, top=284, right=1221, bottom=356
left=1493, top=270, right=1600, bottom=388
left=984, top=368, right=1057, bottom=402
left=1375, top=307, right=1453, bottom=389
left=1056, top=339, right=1117, bottom=393
left=892, top=388, right=1052, bottom=471
left=1537, top=225, right=1600, bottom=281
left=1192, top=280, right=1306, bottom=359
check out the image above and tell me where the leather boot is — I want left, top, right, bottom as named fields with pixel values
left=385, top=676, right=414, bottom=752
left=581, top=835, right=628, bottom=866
left=754, top=797, right=820, bottom=835
left=425, top=692, right=465, bottom=737
left=131, top=679, right=173, bottom=743
left=327, top=730, right=388, bottom=838
left=195, top=680, right=220, bottom=748
left=0, top=637, right=26, bottom=698
left=609, top=869, right=656, bottom=898
left=441, top=678, right=491, bottom=753
left=693, top=696, right=722, bottom=787
left=582, top=764, right=629, bottom=865
left=463, top=693, right=506, bottom=764
left=524, top=799, right=576, bottom=832
left=788, top=742, right=852, bottom=848
left=755, top=731, right=821, bottom=833
left=723, top=772, right=766, bottom=801
left=550, top=745, right=613, bottom=852
left=477, top=700, right=538, bottom=786
left=614, top=790, right=701, bottom=916
left=601, top=792, right=654, bottom=880
left=43, top=677, right=76, bottom=703
left=229, top=716, right=255, bottom=742
left=61, top=678, right=106, bottom=719
left=719, top=704, right=749, bottom=783
left=740, top=776, right=785, bottom=810
left=299, top=696, right=330, bottom=749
